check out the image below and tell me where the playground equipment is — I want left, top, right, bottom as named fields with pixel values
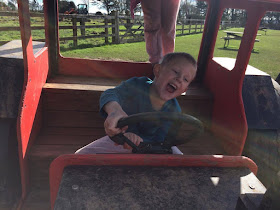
left=0, top=0, right=280, bottom=209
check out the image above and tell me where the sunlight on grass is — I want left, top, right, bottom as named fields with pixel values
left=60, top=29, right=280, bottom=79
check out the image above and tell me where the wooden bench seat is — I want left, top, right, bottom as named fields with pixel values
left=258, top=27, right=267, bottom=35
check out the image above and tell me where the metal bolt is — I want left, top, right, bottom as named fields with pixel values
left=72, top=184, right=79, bottom=190
left=249, top=184, right=255, bottom=189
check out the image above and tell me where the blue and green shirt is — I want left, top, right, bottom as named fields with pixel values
left=100, top=77, right=181, bottom=143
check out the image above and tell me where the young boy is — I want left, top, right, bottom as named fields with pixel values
left=75, top=52, right=197, bottom=154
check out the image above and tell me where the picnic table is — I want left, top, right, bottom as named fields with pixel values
left=259, top=27, right=268, bottom=35
left=222, top=31, right=261, bottom=48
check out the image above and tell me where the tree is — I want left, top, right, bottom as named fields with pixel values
left=262, top=11, right=280, bottom=29
left=29, top=0, right=40, bottom=11
left=92, top=0, right=119, bottom=14
left=179, top=0, right=189, bottom=19
left=196, top=1, right=207, bottom=17
left=8, top=0, right=17, bottom=10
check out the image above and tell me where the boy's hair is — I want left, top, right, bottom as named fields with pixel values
left=159, top=52, right=197, bottom=69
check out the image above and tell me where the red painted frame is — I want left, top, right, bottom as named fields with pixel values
left=49, top=154, right=258, bottom=209
left=15, top=0, right=280, bottom=208
left=199, top=0, right=280, bottom=155
left=16, top=0, right=49, bottom=208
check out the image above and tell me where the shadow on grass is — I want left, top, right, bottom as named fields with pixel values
left=218, top=47, right=259, bottom=54
left=0, top=41, right=10, bottom=46
left=60, top=43, right=107, bottom=52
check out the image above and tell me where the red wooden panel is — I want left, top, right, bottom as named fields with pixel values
left=201, top=0, right=275, bottom=156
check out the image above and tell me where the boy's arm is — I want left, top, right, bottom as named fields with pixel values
left=104, top=102, right=143, bottom=149
left=103, top=101, right=128, bottom=137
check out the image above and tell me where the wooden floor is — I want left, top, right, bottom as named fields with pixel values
left=22, top=75, right=225, bottom=209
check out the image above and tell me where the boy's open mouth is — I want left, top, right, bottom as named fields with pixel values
left=166, top=83, right=177, bottom=93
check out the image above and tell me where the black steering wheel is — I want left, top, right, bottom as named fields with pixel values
left=110, top=112, right=204, bottom=154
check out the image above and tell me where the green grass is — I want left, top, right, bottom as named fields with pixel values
left=61, top=28, right=280, bottom=79
left=0, top=14, right=279, bottom=79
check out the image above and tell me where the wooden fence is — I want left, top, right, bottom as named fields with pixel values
left=0, top=11, right=240, bottom=47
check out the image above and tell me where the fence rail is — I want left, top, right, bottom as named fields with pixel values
left=0, top=11, right=240, bottom=47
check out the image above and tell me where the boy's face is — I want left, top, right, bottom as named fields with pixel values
left=152, top=58, right=196, bottom=102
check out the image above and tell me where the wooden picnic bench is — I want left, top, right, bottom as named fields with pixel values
left=259, top=27, right=268, bottom=35
left=221, top=31, right=261, bottom=48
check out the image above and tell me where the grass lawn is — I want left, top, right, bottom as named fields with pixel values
left=0, top=14, right=279, bottom=79
left=61, top=28, right=280, bottom=79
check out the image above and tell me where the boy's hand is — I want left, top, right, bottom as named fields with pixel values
left=103, top=101, right=128, bottom=137
left=122, top=132, right=143, bottom=150
left=104, top=110, right=128, bottom=136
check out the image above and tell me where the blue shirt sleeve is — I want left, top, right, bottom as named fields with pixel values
left=99, top=77, right=142, bottom=117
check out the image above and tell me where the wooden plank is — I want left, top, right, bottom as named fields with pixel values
left=44, top=110, right=104, bottom=128
left=46, top=75, right=123, bottom=86
left=0, top=11, right=44, bottom=17
left=0, top=26, right=45, bottom=31
left=43, top=76, right=212, bottom=99
left=59, top=25, right=113, bottom=30
left=29, top=144, right=80, bottom=159
left=43, top=91, right=101, bottom=111
left=35, top=135, right=99, bottom=145
left=41, top=126, right=105, bottom=136
left=59, top=14, right=115, bottom=19
left=43, top=84, right=212, bottom=99
left=43, top=83, right=112, bottom=91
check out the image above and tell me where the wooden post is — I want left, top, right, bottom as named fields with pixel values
left=195, top=21, right=197, bottom=33
left=111, top=11, right=119, bottom=44
left=104, top=16, right=109, bottom=44
left=80, top=18, right=85, bottom=37
left=200, top=21, right=203, bottom=32
left=182, top=21, right=184, bottom=35
left=189, top=21, right=191, bottom=34
left=115, top=11, right=120, bottom=44
left=111, top=12, right=116, bottom=43
left=72, top=17, right=77, bottom=47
